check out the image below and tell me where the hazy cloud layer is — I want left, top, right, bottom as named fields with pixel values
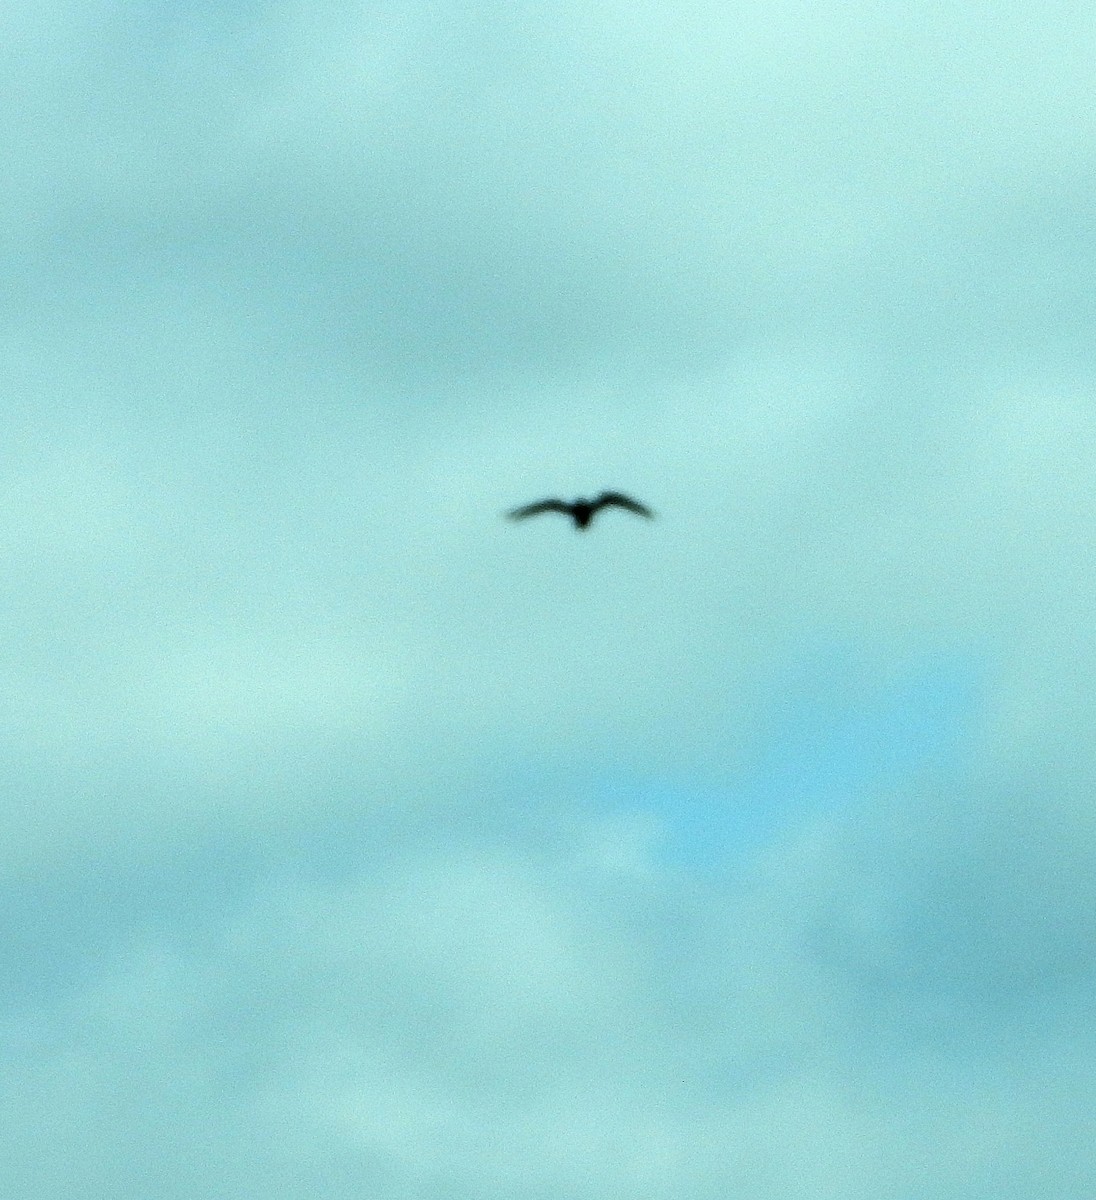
left=2, top=1, right=1095, bottom=1195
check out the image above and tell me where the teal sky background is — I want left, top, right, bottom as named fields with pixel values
left=3, top=2, right=1096, bottom=1196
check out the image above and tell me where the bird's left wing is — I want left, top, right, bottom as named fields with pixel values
left=506, top=499, right=572, bottom=520
left=594, top=492, right=655, bottom=518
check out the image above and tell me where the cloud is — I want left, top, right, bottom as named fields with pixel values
left=2, top=1, right=1096, bottom=1195
left=4, top=782, right=1094, bottom=1198
left=10, top=0, right=1094, bottom=386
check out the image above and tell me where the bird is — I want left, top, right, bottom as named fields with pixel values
left=506, top=491, right=655, bottom=529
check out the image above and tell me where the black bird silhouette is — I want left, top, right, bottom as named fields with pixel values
left=507, top=491, right=654, bottom=529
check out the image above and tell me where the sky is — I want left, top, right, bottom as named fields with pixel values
left=2, top=1, right=1096, bottom=1195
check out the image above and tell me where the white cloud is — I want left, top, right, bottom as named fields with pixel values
left=3, top=1, right=1096, bottom=1194
left=5, top=794, right=1094, bottom=1198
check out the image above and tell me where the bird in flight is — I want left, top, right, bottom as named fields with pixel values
left=507, top=491, right=655, bottom=529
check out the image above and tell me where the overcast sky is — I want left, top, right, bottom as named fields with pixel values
left=3, top=1, right=1096, bottom=1196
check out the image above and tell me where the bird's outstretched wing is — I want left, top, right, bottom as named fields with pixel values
left=593, top=491, right=655, bottom=519
left=507, top=498, right=573, bottom=520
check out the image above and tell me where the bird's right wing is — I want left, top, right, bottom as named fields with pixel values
left=595, top=492, right=655, bottom=518
left=506, top=499, right=572, bottom=520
